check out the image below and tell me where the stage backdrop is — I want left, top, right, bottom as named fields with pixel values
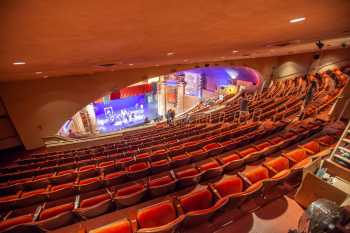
left=93, top=94, right=156, bottom=133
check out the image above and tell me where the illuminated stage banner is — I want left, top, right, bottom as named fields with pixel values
left=94, top=95, right=153, bottom=133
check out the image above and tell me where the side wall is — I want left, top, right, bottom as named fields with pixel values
left=0, top=48, right=349, bottom=149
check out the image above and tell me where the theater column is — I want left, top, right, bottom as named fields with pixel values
left=157, top=77, right=167, bottom=118
left=176, top=80, right=186, bottom=114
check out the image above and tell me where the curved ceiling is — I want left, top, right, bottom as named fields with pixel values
left=0, top=0, right=349, bottom=81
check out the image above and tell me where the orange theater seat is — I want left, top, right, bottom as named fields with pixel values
left=264, top=157, right=290, bottom=174
left=51, top=183, right=73, bottom=192
left=89, top=218, right=133, bottom=233
left=178, top=187, right=227, bottom=225
left=137, top=200, right=180, bottom=229
left=175, top=167, right=199, bottom=179
left=213, top=175, right=243, bottom=197
left=149, top=175, right=173, bottom=187
left=301, top=141, right=321, bottom=154
left=135, top=153, right=151, bottom=162
left=79, top=165, right=95, bottom=172
left=57, top=169, right=75, bottom=176
left=80, top=193, right=110, bottom=208
left=198, top=160, right=220, bottom=172
left=179, top=189, right=213, bottom=213
left=126, top=162, right=150, bottom=179
left=79, top=177, right=100, bottom=186
left=171, top=154, right=190, bottom=167
left=217, top=153, right=243, bottom=171
left=151, top=159, right=170, bottom=173
left=128, top=162, right=149, bottom=172
left=0, top=214, right=33, bottom=231
left=238, top=147, right=257, bottom=158
left=151, top=149, right=168, bottom=161
left=268, top=136, right=284, bottom=144
left=254, top=141, right=271, bottom=151
left=116, top=183, right=144, bottom=196
left=283, top=149, right=308, bottom=163
left=39, top=203, right=74, bottom=221
left=189, top=149, right=208, bottom=162
left=317, top=135, right=336, bottom=146
left=175, top=167, right=201, bottom=187
left=198, top=160, right=223, bottom=179
left=242, top=166, right=269, bottom=184
left=203, top=143, right=223, bottom=156
left=103, top=171, right=126, bottom=186
left=21, top=188, right=47, bottom=198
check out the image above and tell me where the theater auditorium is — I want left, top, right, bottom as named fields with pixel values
left=0, top=1, right=350, bottom=233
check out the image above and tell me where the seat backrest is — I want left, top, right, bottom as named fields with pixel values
left=51, top=182, right=74, bottom=192
left=265, top=157, right=289, bottom=172
left=286, top=149, right=308, bottom=162
left=199, top=161, right=220, bottom=171
left=220, top=153, right=240, bottom=164
left=243, top=167, right=269, bottom=184
left=203, top=143, right=220, bottom=150
left=239, top=147, right=257, bottom=158
left=116, top=183, right=144, bottom=196
left=39, top=203, right=74, bottom=220
left=80, top=193, right=110, bottom=208
left=137, top=200, right=177, bottom=228
left=79, top=177, right=99, bottom=185
left=128, top=162, right=148, bottom=172
left=302, top=141, right=320, bottom=154
left=179, top=189, right=213, bottom=213
left=149, top=175, right=173, bottom=187
left=0, top=214, right=32, bottom=231
left=214, top=175, right=243, bottom=197
left=175, top=168, right=198, bottom=178
left=255, top=142, right=271, bottom=150
left=90, top=218, right=133, bottom=233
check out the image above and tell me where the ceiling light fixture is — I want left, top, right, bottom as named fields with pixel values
left=232, top=50, right=239, bottom=53
left=43, top=75, right=49, bottom=79
left=167, top=52, right=175, bottom=56
left=289, top=17, right=306, bottom=23
left=183, top=59, right=188, bottom=62
left=13, top=61, right=26, bottom=65
left=129, top=63, right=134, bottom=66
left=35, top=71, right=43, bottom=75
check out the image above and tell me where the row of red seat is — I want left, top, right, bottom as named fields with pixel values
left=81, top=135, right=335, bottom=233
left=0, top=121, right=279, bottom=210
left=0, top=123, right=335, bottom=232
left=0, top=122, right=260, bottom=191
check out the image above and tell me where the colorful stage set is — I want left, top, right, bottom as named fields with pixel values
left=58, top=67, right=261, bottom=137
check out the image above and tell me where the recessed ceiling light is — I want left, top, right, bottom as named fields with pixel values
left=13, top=61, right=26, bottom=65
left=167, top=52, right=175, bottom=56
left=35, top=71, right=43, bottom=75
left=232, top=50, right=239, bottom=53
left=289, top=17, right=306, bottom=23
left=129, top=63, right=134, bottom=66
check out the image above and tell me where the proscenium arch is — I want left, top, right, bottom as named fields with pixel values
left=56, top=65, right=262, bottom=135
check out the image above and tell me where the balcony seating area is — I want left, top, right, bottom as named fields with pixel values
left=0, top=68, right=347, bottom=233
